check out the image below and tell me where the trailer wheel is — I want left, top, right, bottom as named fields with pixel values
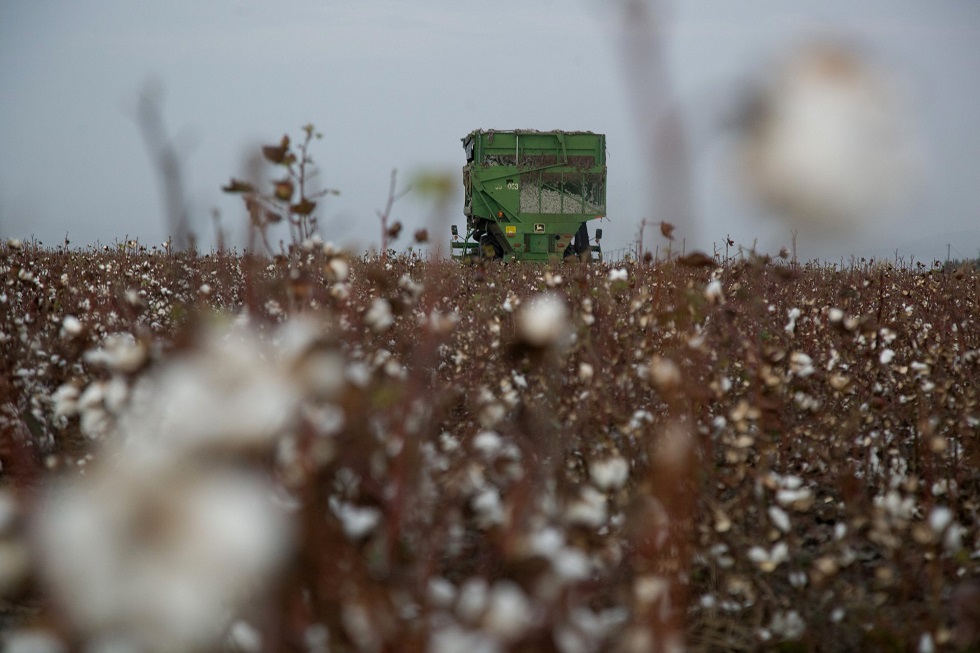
left=479, top=234, right=502, bottom=259
left=564, top=223, right=592, bottom=260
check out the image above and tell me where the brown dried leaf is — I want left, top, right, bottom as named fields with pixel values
left=262, top=135, right=291, bottom=164
left=676, top=251, right=715, bottom=267
left=221, top=178, right=255, bottom=194
left=290, top=199, right=317, bottom=215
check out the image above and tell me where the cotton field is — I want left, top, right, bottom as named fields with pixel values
left=0, top=240, right=978, bottom=652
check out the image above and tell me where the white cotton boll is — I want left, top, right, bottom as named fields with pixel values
left=768, top=505, right=792, bottom=533
left=554, top=623, right=590, bottom=653
left=769, top=610, right=806, bottom=640
left=228, top=621, right=262, bottom=653
left=789, top=352, right=815, bottom=378
left=608, top=268, right=628, bottom=282
left=428, top=625, right=499, bottom=653
left=737, top=42, right=918, bottom=237
left=329, top=499, right=382, bottom=540
left=749, top=542, right=789, bottom=572
left=117, top=324, right=304, bottom=456
left=565, top=486, right=607, bottom=527
left=34, top=465, right=290, bottom=653
left=827, top=307, right=844, bottom=323
left=328, top=258, right=349, bottom=282
left=780, top=475, right=804, bottom=490
left=875, top=490, right=916, bottom=521
left=516, top=293, right=569, bottom=348
left=478, top=402, right=506, bottom=429
left=77, top=382, right=105, bottom=413
left=880, top=348, right=895, bottom=365
left=928, top=506, right=953, bottom=535
left=776, top=487, right=814, bottom=509
left=60, top=316, right=82, bottom=338
left=789, top=570, right=808, bottom=589
left=471, top=488, right=504, bottom=528
left=472, top=431, right=503, bottom=458
left=144, top=357, right=295, bottom=449
left=483, top=581, right=535, bottom=641
left=917, top=633, right=935, bottom=653
left=589, top=456, right=629, bottom=491
left=77, top=382, right=113, bottom=439
left=102, top=376, right=129, bottom=414
left=704, top=279, right=724, bottom=304
left=551, top=547, right=591, bottom=581
left=748, top=546, right=769, bottom=564
left=555, top=607, right=628, bottom=653
left=456, top=577, right=489, bottom=624
left=427, top=577, right=457, bottom=608
left=364, top=298, right=394, bottom=332
left=528, top=527, right=564, bottom=557
left=785, top=308, right=801, bottom=334
left=79, top=407, right=112, bottom=440
left=342, top=602, right=379, bottom=652
left=943, top=523, right=964, bottom=553
left=345, top=362, right=371, bottom=388
left=545, top=272, right=563, bottom=288
left=51, top=384, right=80, bottom=419
left=768, top=541, right=788, bottom=565
left=274, top=316, right=323, bottom=361
left=634, top=575, right=670, bottom=605
left=398, top=274, right=424, bottom=300
left=83, top=333, right=147, bottom=373
left=330, top=282, right=350, bottom=300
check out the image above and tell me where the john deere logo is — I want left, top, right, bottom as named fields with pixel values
left=534, top=224, right=545, bottom=233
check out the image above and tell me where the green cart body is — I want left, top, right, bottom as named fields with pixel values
left=451, top=129, right=605, bottom=261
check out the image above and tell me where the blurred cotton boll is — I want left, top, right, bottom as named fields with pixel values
left=119, top=322, right=304, bottom=458
left=516, top=293, right=570, bottom=348
left=29, top=317, right=318, bottom=651
left=736, top=41, right=918, bottom=236
left=34, top=463, right=291, bottom=652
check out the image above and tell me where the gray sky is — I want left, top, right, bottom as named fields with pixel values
left=1, top=1, right=978, bottom=262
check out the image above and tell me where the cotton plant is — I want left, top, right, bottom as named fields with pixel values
left=2, top=241, right=979, bottom=653
left=30, top=315, right=344, bottom=651
left=35, top=461, right=290, bottom=652
left=735, top=40, right=919, bottom=236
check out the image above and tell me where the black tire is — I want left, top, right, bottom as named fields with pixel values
left=564, top=223, right=591, bottom=260
left=574, top=222, right=590, bottom=255
left=479, top=234, right=502, bottom=259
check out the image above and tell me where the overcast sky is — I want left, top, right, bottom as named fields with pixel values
left=1, top=1, right=978, bottom=262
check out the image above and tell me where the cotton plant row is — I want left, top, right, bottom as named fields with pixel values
left=1, top=242, right=978, bottom=652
